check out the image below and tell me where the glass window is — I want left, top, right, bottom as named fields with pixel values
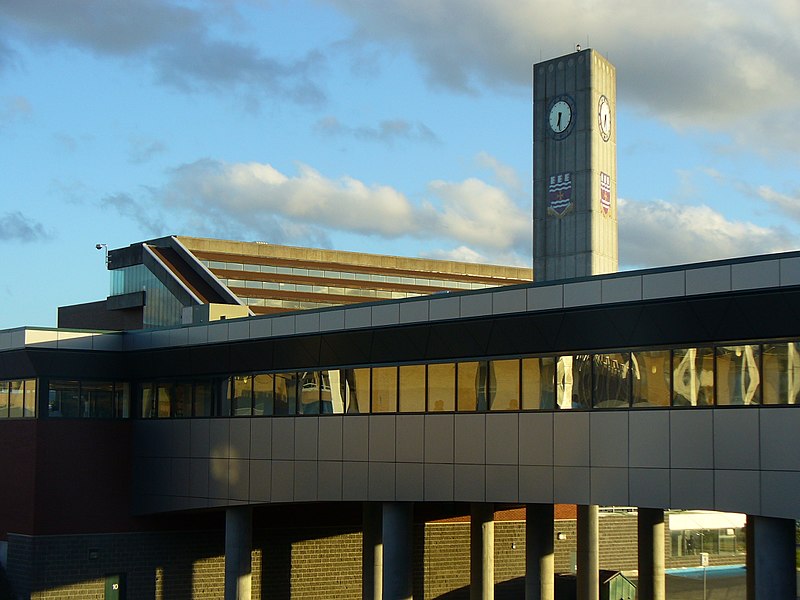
left=49, top=380, right=80, bottom=417
left=23, top=379, right=36, bottom=417
left=9, top=380, right=23, bottom=418
left=631, top=350, right=671, bottom=407
left=489, top=359, right=520, bottom=411
left=372, top=367, right=397, bottom=413
left=428, top=363, right=455, bottom=412
left=299, top=371, right=321, bottom=415
left=521, top=357, right=555, bottom=410
left=113, top=383, right=129, bottom=418
left=673, top=347, right=714, bottom=406
left=172, top=382, right=192, bottom=417
left=194, top=381, right=214, bottom=417
left=156, top=383, right=172, bottom=418
left=399, top=365, right=425, bottom=412
left=556, top=355, right=592, bottom=409
left=762, top=342, right=800, bottom=404
left=716, top=345, right=761, bottom=405
left=457, top=361, right=488, bottom=411
left=253, top=374, right=274, bottom=415
left=0, top=381, right=8, bottom=417
left=140, top=383, right=156, bottom=418
left=319, top=371, right=333, bottom=414
left=341, top=368, right=369, bottom=413
left=80, top=381, right=114, bottom=418
left=274, top=373, right=298, bottom=415
left=593, top=353, right=630, bottom=408
left=231, top=376, right=253, bottom=416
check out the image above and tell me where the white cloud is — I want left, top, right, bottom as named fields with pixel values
left=106, top=158, right=532, bottom=263
left=328, top=0, right=800, bottom=152
left=618, top=197, right=797, bottom=268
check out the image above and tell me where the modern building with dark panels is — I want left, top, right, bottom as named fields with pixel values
left=59, top=236, right=531, bottom=331
left=2, top=48, right=797, bottom=600
left=2, top=249, right=800, bottom=599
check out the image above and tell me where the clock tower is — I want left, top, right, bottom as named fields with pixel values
left=533, top=48, right=617, bottom=281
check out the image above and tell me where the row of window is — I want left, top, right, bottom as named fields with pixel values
left=48, top=381, right=130, bottom=418
left=222, top=279, right=425, bottom=300
left=137, top=341, right=800, bottom=418
left=4, top=341, right=795, bottom=420
left=0, top=380, right=37, bottom=418
left=200, top=259, right=501, bottom=290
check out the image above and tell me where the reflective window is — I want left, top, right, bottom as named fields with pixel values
left=253, top=374, right=274, bottom=415
left=521, top=357, right=555, bottom=410
left=557, top=355, right=592, bottom=409
left=0, top=381, right=8, bottom=417
left=593, top=353, right=630, bottom=408
left=762, top=342, right=800, bottom=404
left=80, top=381, right=114, bottom=418
left=372, top=367, right=397, bottom=413
left=231, top=375, right=253, bottom=416
left=346, top=368, right=370, bottom=414
left=489, top=359, right=520, bottom=411
left=49, top=380, right=80, bottom=417
left=172, top=382, right=192, bottom=418
left=631, top=350, right=671, bottom=407
left=673, top=347, right=714, bottom=406
left=194, top=381, right=214, bottom=417
left=9, top=380, right=23, bottom=418
left=716, top=345, right=761, bottom=405
left=140, top=383, right=156, bottom=418
left=274, top=373, right=298, bottom=415
left=428, top=363, right=455, bottom=412
left=457, top=361, right=488, bottom=411
left=298, top=371, right=322, bottom=415
left=156, top=383, right=172, bottom=418
left=399, top=365, right=425, bottom=412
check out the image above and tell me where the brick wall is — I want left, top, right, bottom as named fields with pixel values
left=5, top=513, right=746, bottom=599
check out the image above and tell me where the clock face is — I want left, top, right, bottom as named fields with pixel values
left=598, top=95, right=611, bottom=141
left=549, top=99, right=572, bottom=134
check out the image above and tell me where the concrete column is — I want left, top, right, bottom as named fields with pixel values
left=383, top=502, right=414, bottom=600
left=746, top=515, right=797, bottom=600
left=362, top=502, right=383, bottom=600
left=525, top=503, right=554, bottom=600
left=224, top=506, right=253, bottom=600
left=470, top=503, right=495, bottom=600
left=637, top=508, right=665, bottom=600
left=576, top=505, right=599, bottom=600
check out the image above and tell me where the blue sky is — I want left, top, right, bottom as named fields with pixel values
left=1, top=0, right=799, bottom=329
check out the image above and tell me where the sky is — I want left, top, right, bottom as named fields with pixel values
left=1, top=0, right=799, bottom=329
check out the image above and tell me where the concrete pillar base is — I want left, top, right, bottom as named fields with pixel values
left=383, top=502, right=413, bottom=600
left=470, top=503, right=494, bottom=600
left=525, top=503, right=554, bottom=600
left=746, top=515, right=797, bottom=600
left=576, top=504, right=599, bottom=600
left=224, top=506, right=253, bottom=600
left=637, top=508, right=665, bottom=600
left=362, top=502, right=383, bottom=600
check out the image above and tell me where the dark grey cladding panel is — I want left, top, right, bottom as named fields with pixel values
left=270, top=336, right=321, bottom=371
left=714, top=470, right=760, bottom=515
left=171, top=419, right=191, bottom=458
left=318, top=329, right=374, bottom=367
left=229, top=458, right=250, bottom=501
left=228, top=339, right=274, bottom=372
left=317, top=461, right=342, bottom=501
left=424, top=320, right=494, bottom=361
left=186, top=344, right=233, bottom=377
left=369, top=325, right=430, bottom=364
left=24, top=348, right=126, bottom=379
left=454, top=464, right=485, bottom=501
left=396, top=463, right=424, bottom=500
left=0, top=349, right=37, bottom=379
left=590, top=467, right=629, bottom=506
left=485, top=314, right=548, bottom=356
left=670, top=469, right=714, bottom=511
